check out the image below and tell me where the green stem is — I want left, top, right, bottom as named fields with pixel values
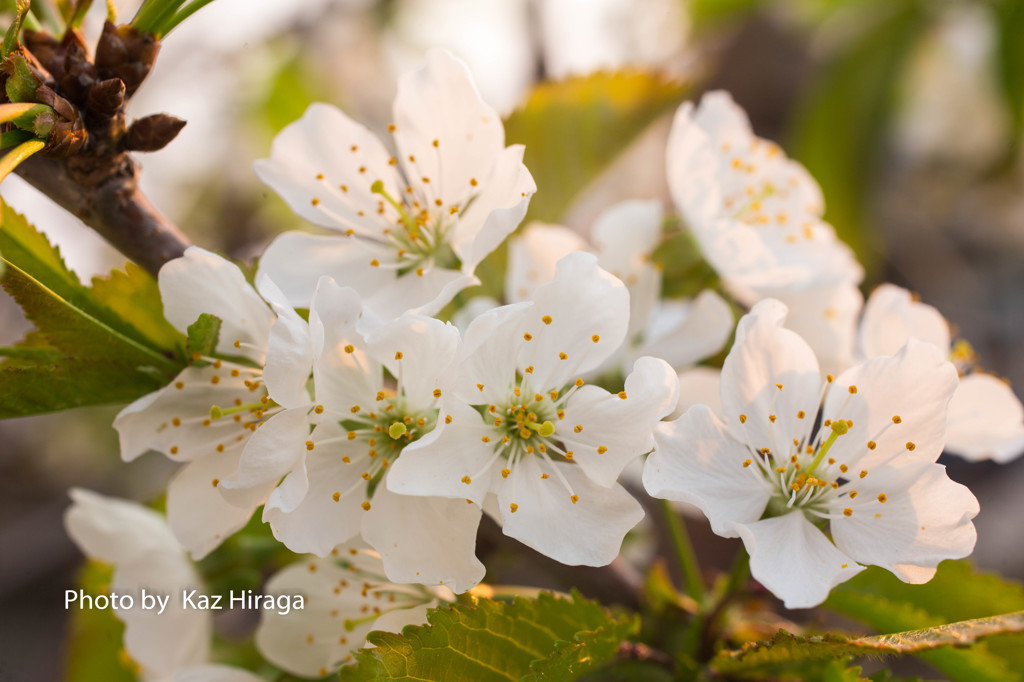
left=154, top=0, right=217, bottom=36
left=0, top=139, right=44, bottom=184
left=723, top=544, right=750, bottom=600
left=660, top=499, right=705, bottom=606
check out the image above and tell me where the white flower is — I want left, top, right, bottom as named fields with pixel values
left=254, top=48, right=536, bottom=324
left=113, top=247, right=303, bottom=558
left=506, top=200, right=733, bottom=375
left=255, top=544, right=453, bottom=678
left=387, top=252, right=679, bottom=565
left=220, top=277, right=484, bottom=592
left=644, top=299, right=979, bottom=608
left=63, top=489, right=211, bottom=679
left=858, top=284, right=1024, bottom=462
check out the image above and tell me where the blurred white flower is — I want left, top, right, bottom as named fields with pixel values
left=255, top=544, right=453, bottom=678
left=645, top=299, right=978, bottom=608
left=255, top=49, right=535, bottom=324
left=388, top=252, right=678, bottom=565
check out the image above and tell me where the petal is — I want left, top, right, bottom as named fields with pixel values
left=559, top=357, right=679, bottom=487
left=219, top=407, right=311, bottom=509
left=778, top=282, right=862, bottom=376
left=367, top=602, right=433, bottom=640
left=859, top=284, right=951, bottom=359
left=159, top=247, right=273, bottom=362
left=644, top=405, right=770, bottom=536
left=505, top=222, right=586, bottom=303
left=720, top=299, right=822, bottom=459
left=364, top=267, right=479, bottom=326
left=113, top=366, right=259, bottom=463
left=945, top=373, right=1024, bottom=463
left=731, top=512, right=864, bottom=609
left=454, top=301, right=531, bottom=405
left=451, top=295, right=500, bottom=335
left=822, top=340, right=958, bottom=470
left=258, top=273, right=314, bottom=409
left=363, top=314, right=461, bottom=412
left=161, top=665, right=265, bottom=682
left=831, top=460, right=978, bottom=583
left=516, top=252, right=629, bottom=389
left=385, top=401, right=497, bottom=505
left=256, top=232, right=394, bottom=309
left=167, top=448, right=258, bottom=559
left=591, top=199, right=663, bottom=280
left=640, top=289, right=734, bottom=370
left=254, top=102, right=403, bottom=240
left=309, top=279, right=380, bottom=410
left=672, top=366, right=722, bottom=419
left=64, top=488, right=181, bottom=562
left=498, top=457, right=644, bottom=566
left=263, top=441, right=365, bottom=556
left=361, top=485, right=485, bottom=593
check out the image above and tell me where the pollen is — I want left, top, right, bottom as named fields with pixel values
left=305, top=441, right=315, bottom=451
left=501, top=468, right=510, bottom=478
left=510, top=503, right=518, bottom=513
left=481, top=436, right=490, bottom=443
left=570, top=494, right=579, bottom=504
left=597, top=446, right=607, bottom=454
left=558, top=352, right=567, bottom=360
left=172, top=417, right=181, bottom=427
left=461, top=475, right=472, bottom=484
left=860, top=470, right=868, bottom=478
left=892, top=415, right=902, bottom=424
left=523, top=333, right=533, bottom=341
left=574, top=424, right=583, bottom=433
left=877, top=493, right=887, bottom=503
left=477, top=383, right=484, bottom=391
left=370, top=259, right=380, bottom=267
left=739, top=414, right=747, bottom=424
left=843, top=508, right=853, bottom=517
left=311, top=197, right=320, bottom=206
left=848, top=385, right=858, bottom=394
left=347, top=431, right=357, bottom=440
left=839, top=464, right=848, bottom=473
left=470, top=178, right=478, bottom=187
left=742, top=459, right=751, bottom=468
left=769, top=414, right=776, bottom=423
left=170, top=446, right=178, bottom=455
left=445, top=415, right=453, bottom=424
left=361, top=501, right=371, bottom=511
left=525, top=365, right=534, bottom=374
left=575, top=378, right=584, bottom=387
left=433, top=389, right=442, bottom=398
left=174, top=381, right=184, bottom=390
left=210, top=376, right=220, bottom=385
left=542, top=315, right=552, bottom=325
left=776, top=383, right=783, bottom=390
left=344, top=344, right=355, bottom=353
left=827, top=374, right=834, bottom=383
left=906, top=441, right=916, bottom=451
left=592, top=334, right=600, bottom=343
left=867, top=441, right=876, bottom=451
left=350, top=405, right=360, bottom=413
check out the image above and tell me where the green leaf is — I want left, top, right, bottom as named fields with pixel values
left=184, top=312, right=221, bottom=362
left=788, top=1, right=928, bottom=271
left=0, top=261, right=181, bottom=417
left=504, top=72, right=689, bottom=225
left=63, top=561, right=139, bottom=682
left=89, top=262, right=185, bottom=352
left=714, top=613, right=1024, bottom=677
left=994, top=0, right=1024, bottom=151
left=825, top=561, right=1024, bottom=681
left=339, top=592, right=637, bottom=682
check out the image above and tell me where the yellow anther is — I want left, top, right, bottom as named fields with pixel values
left=849, top=490, right=858, bottom=499
left=859, top=470, right=868, bottom=478
left=501, top=468, right=510, bottom=479
left=361, top=501, right=371, bottom=511
left=839, top=464, right=848, bottom=473
left=570, top=494, right=579, bottom=504
left=597, top=446, right=607, bottom=454
left=510, top=503, right=518, bottom=513
left=618, top=391, right=627, bottom=400
left=542, top=315, right=552, bottom=325
left=481, top=436, right=490, bottom=443
left=877, top=493, right=887, bottom=503
left=525, top=366, right=534, bottom=374
left=523, top=333, right=533, bottom=341
left=892, top=415, right=902, bottom=424
left=347, top=431, right=357, bottom=440
left=344, top=344, right=355, bottom=353
left=558, top=352, right=567, bottom=360
left=305, top=441, right=315, bottom=451
left=461, top=475, right=472, bottom=484
left=848, top=385, right=858, bottom=394
left=742, top=459, right=751, bottom=468
left=574, top=424, right=583, bottom=433
left=906, top=441, right=916, bottom=451
left=739, top=414, right=747, bottom=424
left=332, top=492, right=341, bottom=502
left=827, top=374, right=834, bottom=383
left=776, top=383, right=783, bottom=390
left=477, top=383, right=484, bottom=392
left=769, top=414, right=776, bottom=423
left=867, top=440, right=876, bottom=450
left=843, top=508, right=853, bottom=517
left=445, top=414, right=453, bottom=424
left=350, top=405, right=360, bottom=413
left=592, top=334, right=600, bottom=343
left=433, top=389, right=442, bottom=398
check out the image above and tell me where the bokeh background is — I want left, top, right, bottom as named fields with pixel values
left=1, top=0, right=1022, bottom=679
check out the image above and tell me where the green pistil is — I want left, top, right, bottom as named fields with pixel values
left=805, top=420, right=848, bottom=476
left=209, top=401, right=271, bottom=420
left=524, top=420, right=555, bottom=437
left=371, top=179, right=416, bottom=233
left=388, top=422, right=407, bottom=439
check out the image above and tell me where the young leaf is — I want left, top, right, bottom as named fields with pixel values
left=339, top=592, right=636, bottom=682
left=185, top=312, right=221, bottom=364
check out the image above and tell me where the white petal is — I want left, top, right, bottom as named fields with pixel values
left=254, top=102, right=403, bottom=239
left=778, top=282, right=862, bottom=376
left=823, top=340, right=958, bottom=470
left=454, top=301, right=531, bottom=405
left=258, top=274, right=314, bottom=409
left=859, top=284, right=951, bottom=359
left=367, top=602, right=433, bottom=640
left=256, top=232, right=394, bottom=310
left=64, top=488, right=181, bottom=562
left=498, top=457, right=644, bottom=566
left=308, top=278, right=380, bottom=410
left=159, top=247, right=273, bottom=362
left=831, top=460, right=978, bottom=583
left=361, top=485, right=485, bottom=593
left=644, top=406, right=769, bottom=536
left=113, top=366, right=258, bottom=463
left=591, top=199, right=663, bottom=281
left=263, top=442, right=365, bottom=557
left=945, top=373, right=1024, bottom=463
left=450, top=295, right=500, bottom=335
left=167, top=448, right=258, bottom=559
left=731, top=512, right=864, bottom=609
left=639, top=289, right=734, bottom=371
left=672, top=366, right=722, bottom=419
left=160, top=665, right=265, bottom=682
left=516, top=252, right=629, bottom=390
left=219, top=407, right=311, bottom=509
left=505, top=222, right=586, bottom=303
left=720, top=299, right=822, bottom=460
left=363, top=314, right=461, bottom=412
left=364, top=267, right=479, bottom=326
left=559, top=357, right=679, bottom=487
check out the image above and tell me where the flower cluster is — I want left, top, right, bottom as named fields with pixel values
left=63, top=47, right=1023, bottom=678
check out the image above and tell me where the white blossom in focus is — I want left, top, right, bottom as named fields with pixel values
left=665, top=91, right=864, bottom=371
left=255, top=544, right=453, bottom=677
left=388, top=252, right=679, bottom=565
left=506, top=200, right=733, bottom=377
left=113, top=247, right=304, bottom=558
left=644, top=299, right=978, bottom=608
left=220, top=277, right=484, bottom=592
left=858, top=284, right=1024, bottom=463
left=254, top=48, right=535, bottom=325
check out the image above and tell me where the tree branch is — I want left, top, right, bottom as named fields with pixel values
left=13, top=152, right=190, bottom=276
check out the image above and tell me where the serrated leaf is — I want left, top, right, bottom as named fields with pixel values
left=63, top=561, right=139, bottom=682
left=89, top=263, right=185, bottom=352
left=504, top=71, right=688, bottom=225
left=339, top=592, right=636, bottom=682
left=714, top=613, right=1024, bottom=677
left=185, top=312, right=221, bottom=363
left=529, top=613, right=640, bottom=681
left=0, top=262, right=181, bottom=417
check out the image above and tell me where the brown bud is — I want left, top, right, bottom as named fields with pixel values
left=59, top=42, right=96, bottom=105
left=95, top=22, right=159, bottom=97
left=22, top=30, right=61, bottom=77
left=123, top=113, right=185, bottom=152
left=43, top=117, right=87, bottom=157
left=87, top=78, right=125, bottom=118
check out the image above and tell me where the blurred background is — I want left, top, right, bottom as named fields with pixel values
left=0, top=0, right=1022, bottom=679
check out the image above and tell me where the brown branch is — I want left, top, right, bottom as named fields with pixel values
left=13, top=151, right=190, bottom=276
